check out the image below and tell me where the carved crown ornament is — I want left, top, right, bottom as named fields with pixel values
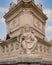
left=17, top=0, right=34, bottom=3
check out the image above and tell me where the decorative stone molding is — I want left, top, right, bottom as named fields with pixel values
left=9, top=2, right=16, bottom=10
left=17, top=0, right=34, bottom=3
left=0, top=0, right=52, bottom=64
left=37, top=4, right=43, bottom=11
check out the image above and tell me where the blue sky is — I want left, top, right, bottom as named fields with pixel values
left=0, top=0, right=52, bottom=40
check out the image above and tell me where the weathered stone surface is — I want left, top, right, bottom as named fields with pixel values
left=0, top=0, right=52, bottom=65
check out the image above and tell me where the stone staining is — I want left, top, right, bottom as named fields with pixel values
left=11, top=43, right=15, bottom=52
left=1, top=46, right=5, bottom=53
left=5, top=45, right=9, bottom=52
left=35, top=44, right=38, bottom=51
left=47, top=48, right=49, bottom=54
left=44, top=46, right=46, bottom=53
left=40, top=45, right=42, bottom=52
left=15, top=43, right=19, bottom=50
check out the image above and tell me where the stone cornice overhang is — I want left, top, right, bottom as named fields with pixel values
left=28, top=2, right=48, bottom=21
left=4, top=1, right=48, bottom=21
left=0, top=36, right=51, bottom=46
left=0, top=36, right=18, bottom=45
left=4, top=1, right=23, bottom=19
left=36, top=36, right=52, bottom=47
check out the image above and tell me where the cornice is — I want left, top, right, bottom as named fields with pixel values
left=4, top=1, right=23, bottom=19
left=4, top=1, right=48, bottom=21
left=29, top=2, right=48, bottom=20
left=9, top=26, right=45, bottom=38
left=36, top=36, right=52, bottom=47
left=0, top=36, right=17, bottom=45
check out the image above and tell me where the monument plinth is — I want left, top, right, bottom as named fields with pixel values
left=0, top=0, right=52, bottom=65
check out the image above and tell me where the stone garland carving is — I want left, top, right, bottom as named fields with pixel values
left=2, top=46, right=5, bottom=53
left=0, top=42, right=20, bottom=55
left=10, top=42, right=20, bottom=52
left=0, top=45, right=9, bottom=54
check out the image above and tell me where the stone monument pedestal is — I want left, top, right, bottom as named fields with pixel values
left=0, top=54, right=52, bottom=65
